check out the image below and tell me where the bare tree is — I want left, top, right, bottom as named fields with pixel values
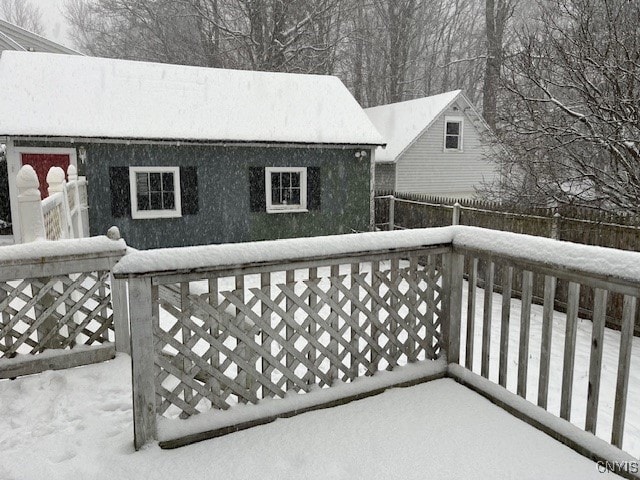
left=65, top=0, right=349, bottom=73
left=0, top=0, right=44, bottom=34
left=487, top=0, right=640, bottom=212
left=482, top=0, right=515, bottom=129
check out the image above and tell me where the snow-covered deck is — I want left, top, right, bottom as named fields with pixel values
left=0, top=355, right=622, bottom=479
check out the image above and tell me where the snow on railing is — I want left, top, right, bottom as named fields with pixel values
left=0, top=233, right=128, bottom=379
left=116, top=227, right=640, bottom=476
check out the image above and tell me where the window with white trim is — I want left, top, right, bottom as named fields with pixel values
left=265, top=167, right=307, bottom=213
left=444, top=116, right=464, bottom=151
left=129, top=166, right=182, bottom=219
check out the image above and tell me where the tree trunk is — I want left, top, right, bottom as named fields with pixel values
left=483, top=0, right=511, bottom=130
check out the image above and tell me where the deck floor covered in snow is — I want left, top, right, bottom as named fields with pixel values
left=0, top=355, right=621, bottom=479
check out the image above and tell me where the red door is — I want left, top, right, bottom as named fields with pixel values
left=21, top=154, right=71, bottom=198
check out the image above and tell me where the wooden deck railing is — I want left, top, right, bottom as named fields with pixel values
left=115, top=227, right=640, bottom=471
left=446, top=229, right=640, bottom=456
left=0, top=235, right=128, bottom=379
left=114, top=230, right=455, bottom=449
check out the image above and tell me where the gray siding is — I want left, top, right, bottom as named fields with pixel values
left=395, top=100, right=498, bottom=198
left=85, top=143, right=370, bottom=249
left=374, top=163, right=396, bottom=191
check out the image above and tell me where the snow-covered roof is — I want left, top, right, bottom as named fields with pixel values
left=365, top=90, right=462, bottom=162
left=0, top=51, right=384, bottom=146
left=0, top=19, right=81, bottom=55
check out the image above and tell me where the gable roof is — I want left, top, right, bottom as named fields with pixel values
left=365, top=90, right=469, bottom=162
left=0, top=19, right=81, bottom=55
left=0, top=51, right=384, bottom=146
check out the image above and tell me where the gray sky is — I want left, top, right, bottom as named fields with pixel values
left=36, top=0, right=74, bottom=49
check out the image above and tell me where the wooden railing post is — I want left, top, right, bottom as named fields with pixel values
left=16, top=165, right=45, bottom=242
left=388, top=196, right=395, bottom=231
left=550, top=211, right=561, bottom=240
left=443, top=252, right=464, bottom=364
left=108, top=227, right=130, bottom=354
left=128, top=275, right=157, bottom=450
left=452, top=202, right=461, bottom=226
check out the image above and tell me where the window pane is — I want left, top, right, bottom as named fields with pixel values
left=271, top=172, right=280, bottom=191
left=446, top=122, right=460, bottom=135
left=149, top=172, right=162, bottom=192
left=290, top=188, right=300, bottom=205
left=137, top=194, right=150, bottom=211
left=282, top=188, right=292, bottom=204
left=446, top=135, right=459, bottom=149
left=271, top=175, right=281, bottom=204
left=291, top=172, right=300, bottom=188
left=163, top=192, right=175, bottom=210
left=150, top=192, right=162, bottom=209
left=162, top=172, right=174, bottom=192
left=136, top=173, right=149, bottom=195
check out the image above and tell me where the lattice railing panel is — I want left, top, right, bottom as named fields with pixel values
left=43, top=198, right=65, bottom=241
left=0, top=270, right=114, bottom=358
left=152, top=254, right=445, bottom=419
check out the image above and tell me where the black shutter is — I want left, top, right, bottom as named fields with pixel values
left=249, top=167, right=266, bottom=212
left=109, top=167, right=131, bottom=218
left=180, top=167, right=199, bottom=215
left=307, top=167, right=321, bottom=211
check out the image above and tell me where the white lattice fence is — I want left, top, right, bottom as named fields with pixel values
left=0, top=235, right=128, bottom=378
left=0, top=271, right=113, bottom=358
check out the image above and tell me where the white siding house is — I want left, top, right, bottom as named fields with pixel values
left=0, top=18, right=81, bottom=54
left=366, top=90, right=498, bottom=198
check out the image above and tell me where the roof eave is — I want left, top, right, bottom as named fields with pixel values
left=4, top=134, right=386, bottom=149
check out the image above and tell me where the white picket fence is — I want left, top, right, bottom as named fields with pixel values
left=16, top=164, right=89, bottom=243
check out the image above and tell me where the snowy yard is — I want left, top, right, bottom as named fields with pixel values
left=0, top=354, right=621, bottom=480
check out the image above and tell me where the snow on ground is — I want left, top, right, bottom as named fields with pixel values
left=460, top=282, right=640, bottom=457
left=0, top=355, right=620, bottom=480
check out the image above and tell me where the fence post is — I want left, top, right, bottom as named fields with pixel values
left=16, top=165, right=45, bottom=242
left=550, top=211, right=561, bottom=240
left=128, top=275, right=157, bottom=450
left=452, top=202, right=461, bottom=226
left=388, top=195, right=395, bottom=231
left=67, top=164, right=84, bottom=238
left=442, top=251, right=464, bottom=364
left=108, top=227, right=130, bottom=354
left=47, top=166, right=73, bottom=239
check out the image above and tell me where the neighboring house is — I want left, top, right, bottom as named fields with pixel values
left=365, top=90, right=498, bottom=198
left=0, top=19, right=82, bottom=238
left=0, top=51, right=383, bottom=249
left=0, top=18, right=81, bottom=54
